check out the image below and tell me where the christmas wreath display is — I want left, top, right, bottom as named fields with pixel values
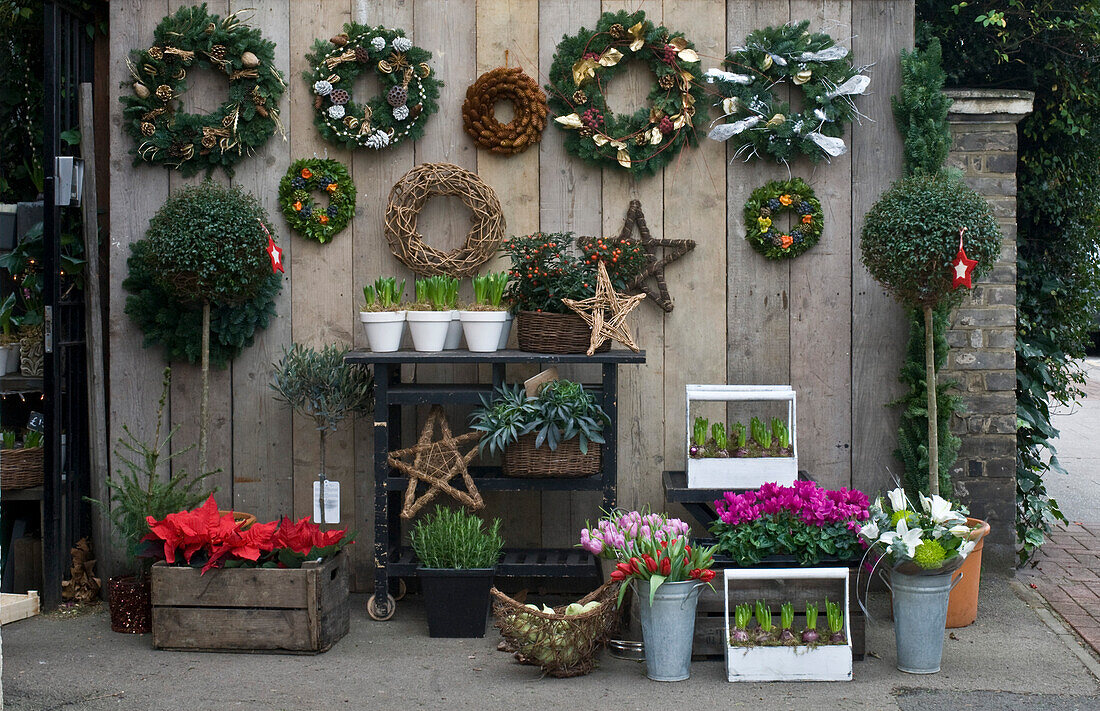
left=119, top=4, right=286, bottom=177
left=462, top=66, right=548, bottom=155
left=305, top=24, right=441, bottom=150
left=706, top=21, right=869, bottom=164
left=278, top=158, right=356, bottom=244
left=743, top=178, right=823, bottom=260
left=546, top=10, right=707, bottom=176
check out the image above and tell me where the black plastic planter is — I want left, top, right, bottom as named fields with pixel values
left=418, top=567, right=495, bottom=638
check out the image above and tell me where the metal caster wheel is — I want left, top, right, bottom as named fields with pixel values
left=367, top=593, right=396, bottom=621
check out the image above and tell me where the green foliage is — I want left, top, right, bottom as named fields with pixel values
left=0, top=430, right=14, bottom=448
left=270, top=343, right=374, bottom=435
left=892, top=38, right=952, bottom=175
left=754, top=600, right=772, bottom=632
left=805, top=602, right=818, bottom=631
left=893, top=306, right=962, bottom=498
left=123, top=239, right=281, bottom=368
left=916, top=0, right=1099, bottom=563
left=826, top=599, right=844, bottom=634
left=472, top=273, right=508, bottom=308
left=711, top=422, right=728, bottom=451
left=734, top=603, right=752, bottom=630
left=780, top=602, right=795, bottom=631
left=502, top=233, right=615, bottom=314
left=545, top=9, right=706, bottom=177
left=119, top=3, right=286, bottom=177
left=732, top=421, right=747, bottom=449
left=751, top=416, right=772, bottom=450
left=410, top=505, right=503, bottom=570
left=771, top=418, right=791, bottom=450
left=859, top=170, right=1002, bottom=309
left=470, top=380, right=610, bottom=456
left=362, top=277, right=405, bottom=311
left=0, top=219, right=87, bottom=330
left=414, top=275, right=458, bottom=310
left=304, top=23, right=442, bottom=151
left=692, top=416, right=709, bottom=448
left=85, top=369, right=214, bottom=576
left=144, top=181, right=273, bottom=304
left=0, top=2, right=43, bottom=202
left=278, top=158, right=356, bottom=244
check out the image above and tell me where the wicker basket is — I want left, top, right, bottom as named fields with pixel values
left=492, top=580, right=621, bottom=677
left=515, top=310, right=610, bottom=354
left=502, top=433, right=601, bottom=478
left=1, top=447, right=44, bottom=490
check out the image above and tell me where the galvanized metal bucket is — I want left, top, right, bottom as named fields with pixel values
left=890, top=569, right=962, bottom=674
left=636, top=579, right=703, bottom=681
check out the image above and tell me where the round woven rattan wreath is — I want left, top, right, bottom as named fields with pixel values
left=546, top=10, right=707, bottom=176
left=120, top=5, right=286, bottom=177
left=278, top=158, right=356, bottom=244
left=305, top=24, right=441, bottom=150
left=743, top=178, right=823, bottom=260
left=462, top=66, right=548, bottom=155
left=384, top=163, right=505, bottom=277
left=705, top=21, right=869, bottom=164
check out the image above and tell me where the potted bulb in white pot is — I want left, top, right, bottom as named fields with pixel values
left=407, top=276, right=455, bottom=353
left=438, top=276, right=463, bottom=350
left=460, top=273, right=510, bottom=353
left=359, top=277, right=406, bottom=352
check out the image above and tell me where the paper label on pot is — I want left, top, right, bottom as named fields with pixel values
left=313, top=479, right=340, bottom=524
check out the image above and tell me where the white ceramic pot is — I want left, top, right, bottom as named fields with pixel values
left=459, top=310, right=509, bottom=353
left=7, top=342, right=20, bottom=374
left=406, top=310, right=452, bottom=352
left=497, top=312, right=513, bottom=350
left=443, top=310, right=463, bottom=350
left=0, top=346, right=8, bottom=375
left=359, top=310, right=407, bottom=353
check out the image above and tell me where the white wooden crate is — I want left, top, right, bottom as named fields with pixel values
left=685, top=384, right=798, bottom=488
left=723, top=568, right=852, bottom=682
left=1, top=590, right=40, bottom=625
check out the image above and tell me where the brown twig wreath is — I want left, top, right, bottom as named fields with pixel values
left=462, top=66, right=548, bottom=155
left=384, top=163, right=506, bottom=277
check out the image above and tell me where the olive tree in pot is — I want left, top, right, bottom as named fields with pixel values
left=86, top=368, right=213, bottom=633
left=143, top=181, right=279, bottom=475
left=411, top=505, right=504, bottom=638
left=270, top=343, right=374, bottom=522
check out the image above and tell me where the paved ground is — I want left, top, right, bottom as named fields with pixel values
left=2, top=571, right=1098, bottom=711
left=1046, top=357, right=1100, bottom=521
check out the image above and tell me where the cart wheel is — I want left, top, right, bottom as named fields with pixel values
left=367, top=593, right=396, bottom=621
left=393, top=578, right=408, bottom=601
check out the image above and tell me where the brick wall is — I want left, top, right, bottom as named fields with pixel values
left=942, top=89, right=1034, bottom=558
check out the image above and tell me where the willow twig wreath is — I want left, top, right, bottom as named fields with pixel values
left=743, top=178, right=824, bottom=260
left=706, top=21, right=870, bottom=164
left=278, top=158, right=356, bottom=244
left=546, top=10, right=707, bottom=176
left=462, top=66, right=548, bottom=155
left=305, top=24, right=441, bottom=150
left=384, top=164, right=505, bottom=277
left=119, top=4, right=286, bottom=177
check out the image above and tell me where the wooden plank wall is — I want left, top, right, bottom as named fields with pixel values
left=107, top=0, right=912, bottom=585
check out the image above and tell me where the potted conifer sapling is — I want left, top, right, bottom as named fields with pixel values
left=359, top=277, right=406, bottom=352
left=459, top=272, right=510, bottom=352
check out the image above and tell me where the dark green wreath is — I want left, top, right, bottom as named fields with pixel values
left=119, top=3, right=286, bottom=177
left=706, top=21, right=868, bottom=164
left=278, top=158, right=356, bottom=244
left=304, top=24, right=441, bottom=150
left=546, top=10, right=707, bottom=177
left=123, top=239, right=281, bottom=368
left=743, top=178, right=824, bottom=260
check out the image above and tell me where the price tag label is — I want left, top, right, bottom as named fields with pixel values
left=27, top=411, right=44, bottom=432
left=313, top=479, right=340, bottom=525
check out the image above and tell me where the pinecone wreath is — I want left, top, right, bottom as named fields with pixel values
left=461, top=65, right=548, bottom=155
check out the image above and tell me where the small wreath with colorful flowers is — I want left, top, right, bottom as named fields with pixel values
left=305, top=24, right=441, bottom=150
left=743, top=178, right=823, bottom=260
left=278, top=158, right=356, bottom=244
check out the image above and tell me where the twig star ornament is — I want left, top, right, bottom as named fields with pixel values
left=389, top=406, right=484, bottom=519
left=562, top=260, right=646, bottom=356
left=951, top=227, right=977, bottom=290
left=619, top=200, right=695, bottom=312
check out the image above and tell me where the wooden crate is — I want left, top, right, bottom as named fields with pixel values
left=0, top=590, right=40, bottom=625
left=151, top=552, right=349, bottom=654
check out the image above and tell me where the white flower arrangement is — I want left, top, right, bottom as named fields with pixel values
left=859, top=488, right=975, bottom=572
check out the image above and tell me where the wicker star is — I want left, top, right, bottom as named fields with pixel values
left=562, top=260, right=646, bottom=356
left=389, top=405, right=484, bottom=519
left=619, top=200, right=696, bottom=312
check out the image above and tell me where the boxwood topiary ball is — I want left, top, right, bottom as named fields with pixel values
left=145, top=181, right=273, bottom=305
left=859, top=170, right=1002, bottom=310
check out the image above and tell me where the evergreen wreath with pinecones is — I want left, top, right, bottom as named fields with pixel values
left=705, top=21, right=869, bottom=165
left=305, top=24, right=441, bottom=150
left=546, top=10, right=707, bottom=177
left=119, top=4, right=287, bottom=177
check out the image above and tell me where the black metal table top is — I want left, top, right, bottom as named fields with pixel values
left=344, top=348, right=646, bottom=365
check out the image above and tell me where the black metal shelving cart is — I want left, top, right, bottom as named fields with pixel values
left=344, top=348, right=645, bottom=621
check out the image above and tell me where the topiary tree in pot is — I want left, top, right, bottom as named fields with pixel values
left=859, top=171, right=1001, bottom=496
left=143, top=181, right=278, bottom=474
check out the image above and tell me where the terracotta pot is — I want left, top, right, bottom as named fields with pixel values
left=108, top=575, right=151, bottom=634
left=946, top=517, right=990, bottom=628
left=221, top=510, right=257, bottom=529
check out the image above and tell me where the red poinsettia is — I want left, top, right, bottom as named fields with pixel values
left=204, top=519, right=279, bottom=573
left=272, top=516, right=346, bottom=556
left=145, top=494, right=240, bottom=565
